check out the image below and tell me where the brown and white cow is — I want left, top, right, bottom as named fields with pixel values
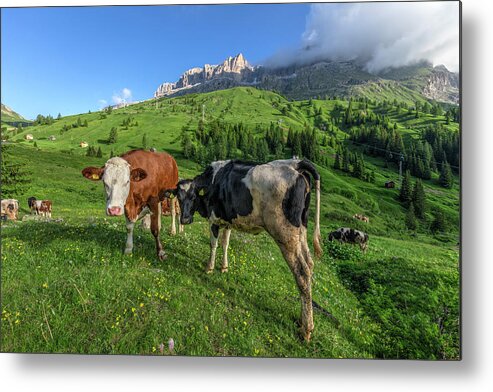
left=352, top=213, right=370, bottom=223
left=38, top=200, right=52, bottom=218
left=161, top=158, right=322, bottom=341
left=1, top=199, right=19, bottom=220
left=162, top=197, right=184, bottom=234
left=82, top=149, right=179, bottom=260
left=29, top=198, right=53, bottom=217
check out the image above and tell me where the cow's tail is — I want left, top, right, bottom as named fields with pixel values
left=297, top=159, right=322, bottom=258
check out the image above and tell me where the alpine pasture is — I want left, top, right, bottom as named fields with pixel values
left=1, top=87, right=460, bottom=359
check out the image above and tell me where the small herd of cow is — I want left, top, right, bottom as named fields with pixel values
left=2, top=148, right=369, bottom=342
left=28, top=197, right=53, bottom=217
left=1, top=197, right=53, bottom=221
left=80, top=149, right=372, bottom=341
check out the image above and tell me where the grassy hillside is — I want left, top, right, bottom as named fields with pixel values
left=1, top=103, right=26, bottom=123
left=1, top=87, right=460, bottom=358
left=349, top=80, right=429, bottom=105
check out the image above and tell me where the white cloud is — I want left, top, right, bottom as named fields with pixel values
left=98, top=99, right=108, bottom=109
left=112, top=88, right=133, bottom=105
left=122, top=88, right=132, bottom=100
left=266, top=2, right=459, bottom=73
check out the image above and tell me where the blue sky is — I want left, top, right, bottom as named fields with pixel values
left=1, top=4, right=310, bottom=119
left=1, top=2, right=459, bottom=120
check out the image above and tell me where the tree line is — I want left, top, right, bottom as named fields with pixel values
left=181, top=119, right=327, bottom=166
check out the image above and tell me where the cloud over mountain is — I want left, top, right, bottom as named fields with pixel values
left=266, top=2, right=459, bottom=73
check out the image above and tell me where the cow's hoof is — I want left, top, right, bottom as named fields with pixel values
left=169, top=231, right=176, bottom=236
left=158, top=250, right=167, bottom=260
left=124, top=247, right=133, bottom=255
left=205, top=268, right=213, bottom=274
left=302, top=330, right=312, bottom=343
left=220, top=267, right=228, bottom=273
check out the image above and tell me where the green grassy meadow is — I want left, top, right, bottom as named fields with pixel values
left=1, top=87, right=460, bottom=358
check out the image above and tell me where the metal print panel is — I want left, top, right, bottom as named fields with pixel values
left=0, top=1, right=461, bottom=359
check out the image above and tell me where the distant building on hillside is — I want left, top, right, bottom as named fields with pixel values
left=25, top=134, right=34, bottom=141
left=80, top=141, right=88, bottom=148
left=385, top=180, right=396, bottom=189
left=48, top=135, right=56, bottom=141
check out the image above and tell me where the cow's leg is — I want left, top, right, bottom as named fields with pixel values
left=170, top=198, right=177, bottom=236
left=205, top=224, right=220, bottom=274
left=141, top=214, right=151, bottom=230
left=124, top=217, right=135, bottom=255
left=268, top=225, right=314, bottom=342
left=291, top=245, right=314, bottom=342
left=177, top=200, right=184, bottom=234
left=220, top=228, right=232, bottom=273
left=149, top=199, right=165, bottom=260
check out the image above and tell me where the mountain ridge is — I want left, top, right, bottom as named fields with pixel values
left=1, top=103, right=26, bottom=122
left=154, top=54, right=459, bottom=105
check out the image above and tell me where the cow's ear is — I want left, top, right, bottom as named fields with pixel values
left=130, top=168, right=147, bottom=182
left=82, top=167, right=104, bottom=181
left=159, top=188, right=177, bottom=201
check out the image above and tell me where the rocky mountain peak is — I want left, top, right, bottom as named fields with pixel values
left=154, top=54, right=255, bottom=98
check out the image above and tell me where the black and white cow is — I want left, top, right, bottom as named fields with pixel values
left=28, top=197, right=37, bottom=214
left=160, top=158, right=321, bottom=342
left=328, top=227, right=369, bottom=252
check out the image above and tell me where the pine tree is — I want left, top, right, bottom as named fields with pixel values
left=344, top=98, right=353, bottom=125
left=287, top=128, right=294, bottom=148
left=439, top=161, right=454, bottom=188
left=412, top=178, right=426, bottom=219
left=256, top=139, right=269, bottom=162
left=405, top=203, right=417, bottom=230
left=96, top=147, right=103, bottom=158
left=333, top=151, right=341, bottom=170
left=292, top=132, right=302, bottom=157
left=430, top=210, right=447, bottom=233
left=342, top=148, right=350, bottom=172
left=108, top=127, right=118, bottom=144
left=110, top=149, right=115, bottom=158
left=181, top=132, right=193, bottom=159
left=142, top=133, right=148, bottom=149
left=399, top=170, right=413, bottom=207
left=0, top=145, right=32, bottom=197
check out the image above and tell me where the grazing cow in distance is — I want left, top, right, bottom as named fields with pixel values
left=38, top=200, right=53, bottom=218
left=29, top=198, right=53, bottom=217
left=161, top=158, right=322, bottom=342
left=353, top=213, right=370, bottom=223
left=328, top=227, right=369, bottom=252
left=161, top=196, right=184, bottom=234
left=1, top=199, right=19, bottom=220
left=82, top=149, right=179, bottom=260
left=141, top=197, right=184, bottom=234
left=28, top=197, right=37, bottom=214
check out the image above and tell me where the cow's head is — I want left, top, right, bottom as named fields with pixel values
left=160, top=179, right=205, bottom=225
left=82, top=157, right=147, bottom=216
